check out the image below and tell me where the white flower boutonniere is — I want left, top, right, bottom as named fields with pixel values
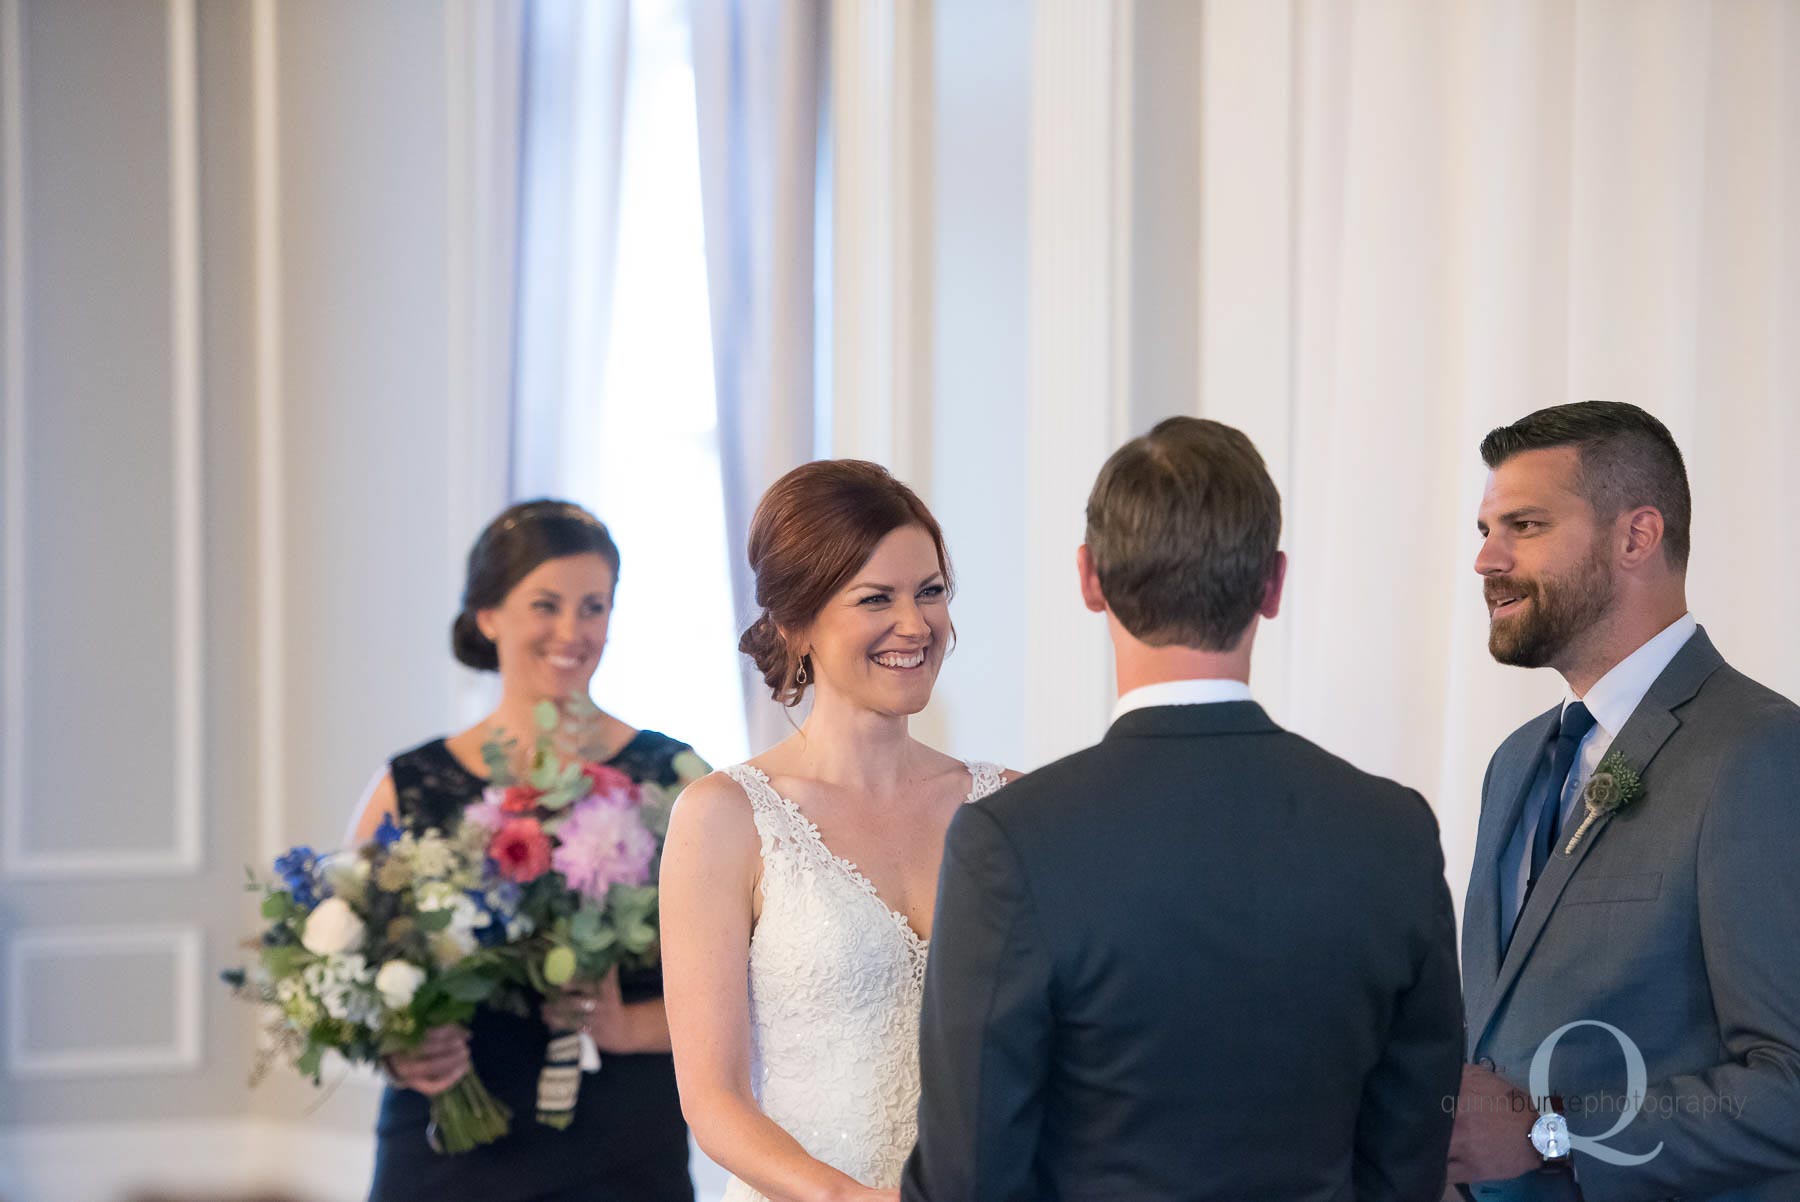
left=1563, top=749, right=1645, bottom=855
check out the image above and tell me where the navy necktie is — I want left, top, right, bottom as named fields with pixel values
left=1513, top=701, right=1597, bottom=934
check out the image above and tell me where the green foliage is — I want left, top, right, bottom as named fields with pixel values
left=608, top=885, right=659, bottom=956
left=534, top=700, right=560, bottom=733
left=416, top=907, right=455, bottom=933
left=295, top=1037, right=324, bottom=1080
left=261, top=943, right=312, bottom=979
left=481, top=735, right=515, bottom=783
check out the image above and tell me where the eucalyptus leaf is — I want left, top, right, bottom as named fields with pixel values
left=534, top=700, right=560, bottom=733
left=416, top=908, right=454, bottom=933
left=439, top=971, right=499, bottom=1003
left=671, top=750, right=709, bottom=782
left=481, top=735, right=514, bottom=784
left=262, top=944, right=311, bottom=978
left=570, top=906, right=603, bottom=946
left=296, top=1039, right=324, bottom=1079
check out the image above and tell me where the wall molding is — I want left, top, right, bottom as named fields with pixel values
left=0, top=0, right=205, bottom=879
left=252, top=0, right=287, bottom=866
left=2, top=0, right=28, bottom=879
left=1197, top=0, right=1298, bottom=717
left=5, top=925, right=203, bottom=1078
left=442, top=1, right=516, bottom=728
left=828, top=0, right=933, bottom=486
left=1023, top=0, right=1134, bottom=766
left=0, top=1119, right=375, bottom=1202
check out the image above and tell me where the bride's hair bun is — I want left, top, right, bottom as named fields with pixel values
left=740, top=460, right=953, bottom=707
left=738, top=612, right=795, bottom=697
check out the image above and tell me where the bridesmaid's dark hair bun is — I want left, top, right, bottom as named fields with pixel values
left=741, top=461, right=952, bottom=707
left=452, top=499, right=621, bottom=672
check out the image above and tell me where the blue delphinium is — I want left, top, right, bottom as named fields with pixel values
left=273, top=845, right=323, bottom=909
left=373, top=812, right=405, bottom=849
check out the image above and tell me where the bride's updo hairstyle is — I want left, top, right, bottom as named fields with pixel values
left=739, top=460, right=953, bottom=707
left=452, top=499, right=621, bottom=671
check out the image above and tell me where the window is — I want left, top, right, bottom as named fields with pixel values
left=522, top=0, right=750, bottom=769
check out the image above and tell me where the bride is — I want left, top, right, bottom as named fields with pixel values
left=660, top=460, right=1016, bottom=1202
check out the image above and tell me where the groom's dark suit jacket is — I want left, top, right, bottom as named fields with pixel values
left=903, top=701, right=1464, bottom=1202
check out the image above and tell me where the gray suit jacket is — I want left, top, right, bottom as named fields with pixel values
left=1462, top=628, right=1800, bottom=1202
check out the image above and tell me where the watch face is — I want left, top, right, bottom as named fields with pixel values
left=1531, top=1112, right=1570, bottom=1159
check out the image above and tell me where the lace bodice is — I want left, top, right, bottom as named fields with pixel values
left=718, top=760, right=1007, bottom=1200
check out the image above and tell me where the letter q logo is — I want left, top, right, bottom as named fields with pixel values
left=1529, top=1020, right=1664, bottom=1167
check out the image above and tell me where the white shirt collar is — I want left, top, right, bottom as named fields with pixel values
left=1112, top=678, right=1255, bottom=724
left=1567, top=612, right=1698, bottom=734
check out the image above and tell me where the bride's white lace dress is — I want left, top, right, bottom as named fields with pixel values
left=718, top=761, right=1006, bottom=1201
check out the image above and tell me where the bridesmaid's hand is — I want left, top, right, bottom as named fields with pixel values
left=543, top=968, right=636, bottom=1053
left=383, top=1024, right=470, bottom=1096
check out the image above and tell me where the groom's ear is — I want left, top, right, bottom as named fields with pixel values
left=1259, top=551, right=1288, bottom=620
left=1077, top=544, right=1108, bottom=614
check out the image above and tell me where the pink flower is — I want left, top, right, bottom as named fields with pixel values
left=490, top=818, right=553, bottom=882
left=463, top=794, right=508, bottom=832
left=552, top=791, right=655, bottom=901
left=499, top=784, right=543, bottom=814
left=581, top=762, right=637, bottom=801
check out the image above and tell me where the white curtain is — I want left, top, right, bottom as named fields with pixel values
left=690, top=0, right=828, bottom=752
left=1210, top=0, right=1800, bottom=908
left=512, top=0, right=631, bottom=498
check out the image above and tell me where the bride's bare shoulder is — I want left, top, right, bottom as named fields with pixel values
left=916, top=742, right=1022, bottom=787
left=669, top=768, right=758, bottom=831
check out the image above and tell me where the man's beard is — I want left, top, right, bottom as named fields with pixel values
left=1486, top=541, right=1615, bottom=669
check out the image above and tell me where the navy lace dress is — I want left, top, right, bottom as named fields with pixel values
left=368, top=731, right=700, bottom=1202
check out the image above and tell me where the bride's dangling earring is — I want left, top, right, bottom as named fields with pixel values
left=795, top=657, right=809, bottom=687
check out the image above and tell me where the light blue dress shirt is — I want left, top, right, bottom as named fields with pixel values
left=1498, top=612, right=1698, bottom=930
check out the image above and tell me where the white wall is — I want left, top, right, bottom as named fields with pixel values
left=922, top=0, right=1032, bottom=768
left=1, top=0, right=507, bottom=1197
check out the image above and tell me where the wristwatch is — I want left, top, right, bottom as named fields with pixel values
left=1529, top=1100, right=1572, bottom=1170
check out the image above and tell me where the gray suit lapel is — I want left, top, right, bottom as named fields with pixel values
left=1463, top=706, right=1559, bottom=1037
left=1475, top=628, right=1725, bottom=1050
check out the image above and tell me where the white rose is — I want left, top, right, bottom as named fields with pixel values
left=300, top=897, right=366, bottom=956
left=374, top=960, right=426, bottom=1010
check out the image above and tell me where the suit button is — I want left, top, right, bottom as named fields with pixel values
left=1477, top=1056, right=1496, bottom=1070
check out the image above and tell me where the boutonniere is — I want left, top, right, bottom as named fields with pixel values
left=1562, top=750, right=1645, bottom=855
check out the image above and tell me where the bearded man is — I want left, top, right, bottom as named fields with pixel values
left=1451, top=401, right=1800, bottom=1201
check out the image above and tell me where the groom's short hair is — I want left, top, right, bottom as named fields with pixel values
left=1480, top=401, right=1692, bottom=570
left=1085, top=417, right=1281, bottom=651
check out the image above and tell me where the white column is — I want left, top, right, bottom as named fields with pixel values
left=828, top=0, right=933, bottom=486
left=1197, top=0, right=1296, bottom=719
left=1024, top=0, right=1134, bottom=765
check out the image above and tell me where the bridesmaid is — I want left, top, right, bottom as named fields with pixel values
left=353, top=499, right=707, bottom=1202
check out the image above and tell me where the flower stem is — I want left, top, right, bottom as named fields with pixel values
left=1562, top=807, right=1599, bottom=857
left=428, top=1071, right=512, bottom=1154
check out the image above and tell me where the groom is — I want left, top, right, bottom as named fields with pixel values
left=904, top=417, right=1464, bottom=1201
left=1452, top=402, right=1800, bottom=1199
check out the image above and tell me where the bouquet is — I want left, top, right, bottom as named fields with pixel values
left=226, top=694, right=689, bottom=1150
left=464, top=695, right=680, bottom=1127
left=223, top=816, right=519, bottom=1153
